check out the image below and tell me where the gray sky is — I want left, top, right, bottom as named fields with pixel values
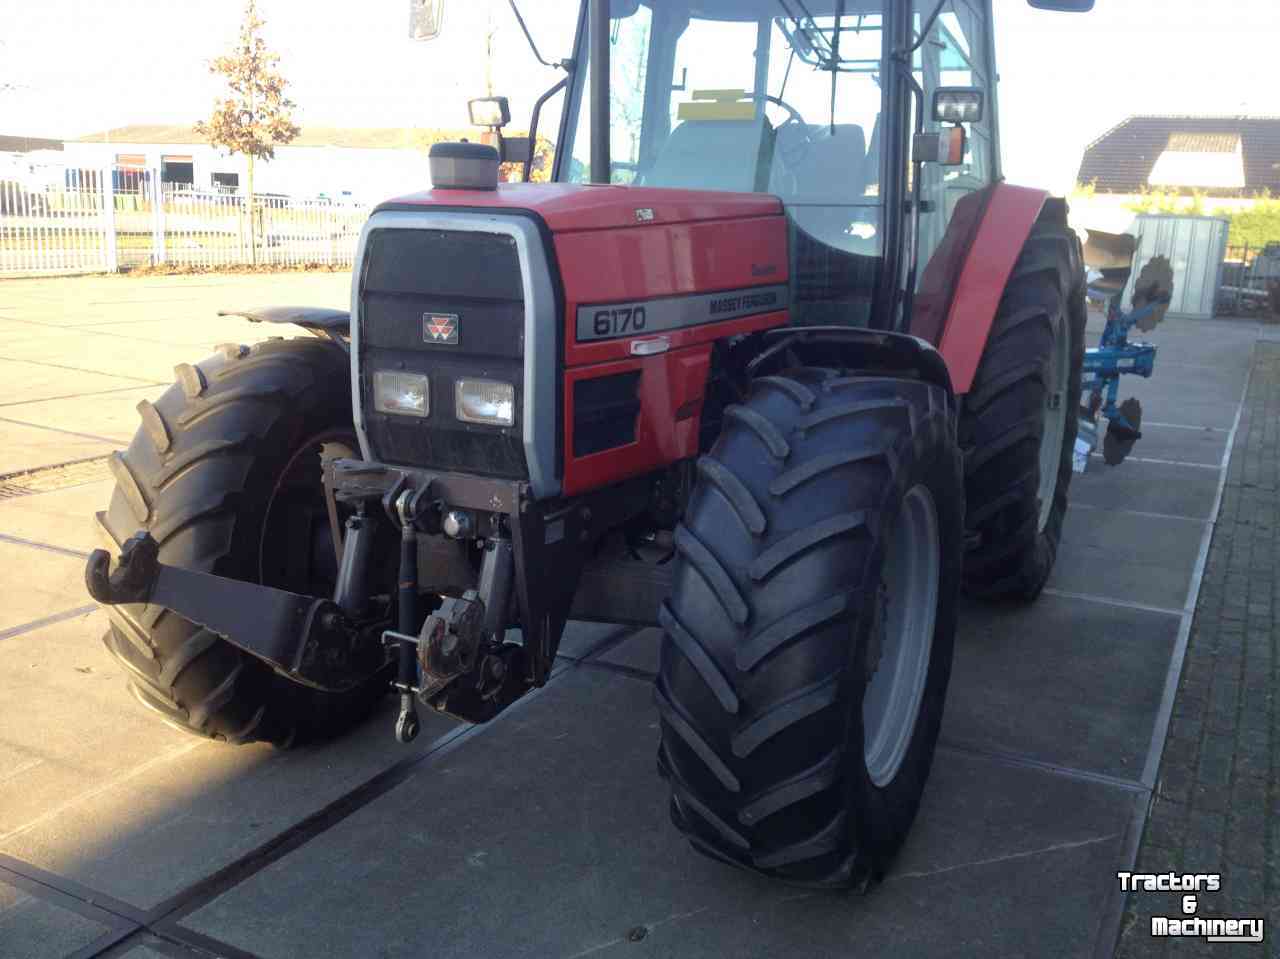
left=1, top=0, right=1277, bottom=193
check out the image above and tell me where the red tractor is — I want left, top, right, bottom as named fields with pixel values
left=88, top=0, right=1092, bottom=889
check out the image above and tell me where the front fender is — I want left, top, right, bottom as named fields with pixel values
left=755, top=325, right=954, bottom=399
left=218, top=305, right=350, bottom=335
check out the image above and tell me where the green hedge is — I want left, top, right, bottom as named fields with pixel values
left=1214, top=193, right=1280, bottom=251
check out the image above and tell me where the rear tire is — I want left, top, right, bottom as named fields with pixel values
left=960, top=203, right=1085, bottom=600
left=657, top=369, right=963, bottom=887
left=97, top=337, right=385, bottom=746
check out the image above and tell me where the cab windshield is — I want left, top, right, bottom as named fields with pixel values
left=559, top=0, right=887, bottom=323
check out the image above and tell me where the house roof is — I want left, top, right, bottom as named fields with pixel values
left=0, top=135, right=64, bottom=153
left=1076, top=115, right=1280, bottom=195
left=1166, top=133, right=1238, bottom=154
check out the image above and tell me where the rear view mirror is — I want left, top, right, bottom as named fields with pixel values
left=481, top=133, right=532, bottom=165
left=499, top=137, right=532, bottom=165
left=1027, top=0, right=1094, bottom=10
left=409, top=0, right=445, bottom=40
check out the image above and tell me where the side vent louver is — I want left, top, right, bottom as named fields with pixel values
left=573, top=372, right=641, bottom=457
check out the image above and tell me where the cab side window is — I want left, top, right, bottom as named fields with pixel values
left=912, top=0, right=994, bottom=268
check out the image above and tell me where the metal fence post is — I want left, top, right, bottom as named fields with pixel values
left=150, top=166, right=166, bottom=264
left=100, top=168, right=118, bottom=273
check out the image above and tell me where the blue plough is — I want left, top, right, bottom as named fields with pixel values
left=1079, top=230, right=1173, bottom=466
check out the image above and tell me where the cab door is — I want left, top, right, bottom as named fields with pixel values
left=911, top=0, right=996, bottom=270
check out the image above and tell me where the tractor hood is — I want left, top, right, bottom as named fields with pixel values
left=358, top=181, right=792, bottom=501
left=374, top=182, right=783, bottom=233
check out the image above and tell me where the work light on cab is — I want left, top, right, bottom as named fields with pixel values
left=932, top=87, right=985, bottom=124
left=468, top=97, right=511, bottom=129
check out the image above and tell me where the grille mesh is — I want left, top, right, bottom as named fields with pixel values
left=0, top=455, right=112, bottom=500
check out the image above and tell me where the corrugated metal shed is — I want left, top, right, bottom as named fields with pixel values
left=1123, top=215, right=1229, bottom=321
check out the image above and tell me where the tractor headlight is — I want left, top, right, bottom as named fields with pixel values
left=455, top=378, right=514, bottom=427
left=373, top=371, right=429, bottom=417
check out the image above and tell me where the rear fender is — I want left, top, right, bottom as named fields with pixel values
left=910, top=183, right=1052, bottom=395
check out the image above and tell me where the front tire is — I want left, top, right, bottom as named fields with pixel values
left=960, top=202, right=1085, bottom=600
left=657, top=369, right=963, bottom=887
left=97, top=337, right=385, bottom=746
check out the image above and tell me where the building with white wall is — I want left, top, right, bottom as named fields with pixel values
left=61, top=125, right=434, bottom=202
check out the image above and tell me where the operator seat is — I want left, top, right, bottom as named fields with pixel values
left=789, top=124, right=868, bottom=225
left=643, top=117, right=776, bottom=193
left=785, top=124, right=876, bottom=328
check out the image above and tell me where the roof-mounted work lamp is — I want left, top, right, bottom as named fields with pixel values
left=468, top=96, right=531, bottom=167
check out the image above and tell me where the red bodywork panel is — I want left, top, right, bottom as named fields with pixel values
left=555, top=213, right=789, bottom=495
left=386, top=183, right=783, bottom=232
left=388, top=185, right=790, bottom=495
left=912, top=183, right=1049, bottom=394
left=382, top=180, right=1049, bottom=490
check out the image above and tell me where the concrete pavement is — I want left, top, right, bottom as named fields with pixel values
left=0, top=273, right=1269, bottom=958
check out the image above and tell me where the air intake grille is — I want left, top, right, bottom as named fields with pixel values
left=573, top=371, right=641, bottom=457
left=360, top=228, right=527, bottom=477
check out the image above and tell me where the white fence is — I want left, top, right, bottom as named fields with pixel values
left=0, top=172, right=370, bottom=276
left=1, top=174, right=111, bottom=275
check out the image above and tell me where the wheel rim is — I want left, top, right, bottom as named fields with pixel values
left=863, top=484, right=940, bottom=788
left=258, top=429, right=358, bottom=593
left=1036, top=313, right=1070, bottom=532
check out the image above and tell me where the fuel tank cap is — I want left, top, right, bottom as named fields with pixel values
left=429, top=142, right=499, bottom=191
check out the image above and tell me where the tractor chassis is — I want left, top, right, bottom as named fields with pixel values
left=87, top=455, right=658, bottom=730
left=84, top=325, right=954, bottom=734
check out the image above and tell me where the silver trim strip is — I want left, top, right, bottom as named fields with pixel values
left=574, top=284, right=789, bottom=342
left=349, top=209, right=561, bottom=499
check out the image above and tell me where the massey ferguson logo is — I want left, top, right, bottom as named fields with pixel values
left=423, top=313, right=459, bottom=345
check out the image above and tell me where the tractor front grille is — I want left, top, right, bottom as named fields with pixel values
left=358, top=227, right=529, bottom=478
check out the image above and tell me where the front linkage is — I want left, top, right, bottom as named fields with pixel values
left=86, top=455, right=650, bottom=737
left=85, top=529, right=382, bottom=693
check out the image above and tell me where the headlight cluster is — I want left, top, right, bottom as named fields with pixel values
left=372, top=371, right=428, bottom=417
left=372, top=372, right=514, bottom=427
left=455, top=378, right=515, bottom=427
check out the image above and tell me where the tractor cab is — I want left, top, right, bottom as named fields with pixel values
left=491, top=0, right=999, bottom=328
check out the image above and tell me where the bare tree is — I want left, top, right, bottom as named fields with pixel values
left=195, top=0, right=299, bottom=263
left=612, top=18, right=650, bottom=173
left=483, top=0, right=500, bottom=97
left=0, top=40, right=25, bottom=95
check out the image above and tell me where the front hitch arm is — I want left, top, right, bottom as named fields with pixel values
left=86, top=532, right=380, bottom=692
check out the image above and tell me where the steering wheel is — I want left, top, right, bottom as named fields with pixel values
left=760, top=94, right=816, bottom=171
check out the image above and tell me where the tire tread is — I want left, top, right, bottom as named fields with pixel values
left=960, top=209, right=1085, bottom=600
left=658, top=365, right=963, bottom=887
left=98, top=337, right=379, bottom=747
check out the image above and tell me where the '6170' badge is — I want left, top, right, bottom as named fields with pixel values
left=423, top=313, right=459, bottom=345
